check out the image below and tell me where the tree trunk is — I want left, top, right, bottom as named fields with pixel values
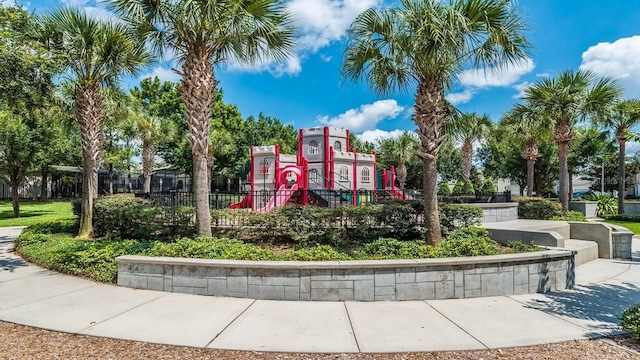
left=619, top=137, right=626, bottom=214
left=40, top=166, right=48, bottom=200
left=414, top=79, right=447, bottom=245
left=569, top=171, right=574, bottom=201
left=461, top=139, right=472, bottom=194
left=127, top=169, right=132, bottom=193
left=526, top=159, right=535, bottom=197
left=181, top=53, right=216, bottom=237
left=76, top=83, right=104, bottom=239
left=396, top=163, right=407, bottom=189
left=143, top=140, right=153, bottom=194
left=11, top=181, right=19, bottom=218
left=108, top=164, right=114, bottom=195
left=558, top=141, right=570, bottom=214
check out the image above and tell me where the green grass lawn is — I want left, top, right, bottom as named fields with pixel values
left=0, top=200, right=75, bottom=227
left=605, top=220, right=640, bottom=235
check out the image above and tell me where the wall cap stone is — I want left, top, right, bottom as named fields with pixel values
left=471, top=203, right=518, bottom=209
left=116, top=249, right=575, bottom=270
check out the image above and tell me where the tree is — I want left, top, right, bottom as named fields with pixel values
left=502, top=104, right=549, bottom=196
left=342, top=0, right=529, bottom=244
left=349, top=133, right=376, bottom=154
left=568, top=126, right=611, bottom=197
left=449, top=112, right=491, bottom=194
left=437, top=140, right=462, bottom=182
left=523, top=70, right=621, bottom=213
left=44, top=8, right=152, bottom=238
left=595, top=100, right=640, bottom=213
left=377, top=132, right=419, bottom=189
left=113, top=0, right=296, bottom=236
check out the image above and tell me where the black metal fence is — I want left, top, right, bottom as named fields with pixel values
left=145, top=189, right=511, bottom=211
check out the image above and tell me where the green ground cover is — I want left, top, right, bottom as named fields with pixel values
left=605, top=221, right=640, bottom=235
left=0, top=201, right=74, bottom=227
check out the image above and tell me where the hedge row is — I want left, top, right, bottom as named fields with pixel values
left=75, top=196, right=483, bottom=244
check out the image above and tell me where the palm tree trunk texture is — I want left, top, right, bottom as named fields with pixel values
left=618, top=138, right=626, bottom=214
left=76, top=83, right=104, bottom=238
left=396, top=163, right=407, bottom=189
left=558, top=141, right=570, bottom=214
left=526, top=159, right=535, bottom=197
left=415, top=80, right=446, bottom=245
left=461, top=140, right=472, bottom=194
left=181, top=53, right=217, bottom=237
left=142, top=140, right=153, bottom=194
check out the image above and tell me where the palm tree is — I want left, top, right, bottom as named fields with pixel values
left=43, top=9, right=152, bottom=238
left=112, top=0, right=295, bottom=237
left=378, top=132, right=419, bottom=189
left=133, top=110, right=174, bottom=194
left=342, top=0, right=529, bottom=244
left=523, top=70, right=621, bottom=213
left=449, top=113, right=492, bottom=194
left=596, top=100, right=640, bottom=214
left=502, top=104, right=549, bottom=196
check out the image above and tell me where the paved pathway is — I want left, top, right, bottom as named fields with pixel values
left=1, top=226, right=639, bottom=353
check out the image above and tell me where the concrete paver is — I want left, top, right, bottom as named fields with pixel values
left=0, top=284, right=164, bottom=332
left=346, top=301, right=484, bottom=352
left=209, top=300, right=359, bottom=353
left=83, top=293, right=254, bottom=347
left=0, top=273, right=96, bottom=310
left=427, top=297, right=589, bottom=348
left=574, top=259, right=631, bottom=285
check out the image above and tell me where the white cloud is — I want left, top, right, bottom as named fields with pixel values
left=0, top=0, right=17, bottom=6
left=226, top=55, right=302, bottom=77
left=288, top=0, right=380, bottom=53
left=580, top=36, right=640, bottom=98
left=513, top=81, right=531, bottom=99
left=357, top=129, right=405, bottom=144
left=536, top=72, right=551, bottom=78
left=320, top=54, right=333, bottom=62
left=61, top=0, right=89, bottom=6
left=446, top=89, right=475, bottom=105
left=84, top=6, right=118, bottom=21
left=458, top=58, right=535, bottom=88
left=317, top=99, right=404, bottom=132
left=627, top=141, right=640, bottom=156
left=142, top=66, right=181, bottom=83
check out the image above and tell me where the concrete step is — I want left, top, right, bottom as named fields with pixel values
left=564, top=239, right=599, bottom=266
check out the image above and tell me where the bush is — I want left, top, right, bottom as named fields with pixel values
left=438, top=227, right=501, bottom=257
left=91, top=195, right=195, bottom=240
left=585, top=194, right=618, bottom=217
left=438, top=182, right=451, bottom=196
left=479, top=179, right=496, bottom=196
left=517, top=197, right=562, bottom=220
left=620, top=302, right=640, bottom=341
left=606, top=214, right=640, bottom=222
left=452, top=180, right=465, bottom=196
left=506, top=240, right=544, bottom=253
left=361, top=238, right=435, bottom=259
left=440, top=204, right=483, bottom=236
left=551, top=210, right=587, bottom=222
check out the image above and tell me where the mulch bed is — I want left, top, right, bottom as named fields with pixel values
left=0, top=321, right=638, bottom=360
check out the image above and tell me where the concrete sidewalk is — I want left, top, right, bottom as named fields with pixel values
left=1, top=226, right=639, bottom=353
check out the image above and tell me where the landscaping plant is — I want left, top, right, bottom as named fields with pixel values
left=620, top=302, right=640, bottom=341
left=586, top=194, right=618, bottom=217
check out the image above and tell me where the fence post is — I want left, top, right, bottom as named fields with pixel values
left=274, top=188, right=278, bottom=209
left=214, top=189, right=219, bottom=209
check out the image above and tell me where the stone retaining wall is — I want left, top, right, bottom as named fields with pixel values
left=569, top=202, right=598, bottom=219
left=116, top=250, right=575, bottom=301
left=606, top=224, right=634, bottom=260
left=473, top=203, right=519, bottom=223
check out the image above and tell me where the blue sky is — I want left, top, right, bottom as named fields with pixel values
left=12, top=0, right=640, bottom=148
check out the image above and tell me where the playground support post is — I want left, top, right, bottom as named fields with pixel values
left=352, top=147, right=357, bottom=206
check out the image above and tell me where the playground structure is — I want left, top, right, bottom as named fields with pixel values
left=230, top=126, right=411, bottom=211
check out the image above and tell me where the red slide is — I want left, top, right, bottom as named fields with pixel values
left=229, top=195, right=252, bottom=209
left=389, top=186, right=413, bottom=200
left=256, top=184, right=299, bottom=212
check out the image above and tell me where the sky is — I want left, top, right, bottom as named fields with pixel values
left=10, top=0, right=640, bottom=150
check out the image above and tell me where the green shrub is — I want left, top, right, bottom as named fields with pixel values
left=585, top=194, right=618, bottom=217
left=517, top=197, right=562, bottom=220
left=606, top=214, right=640, bottom=222
left=438, top=182, right=451, bottom=196
left=620, top=302, right=640, bottom=341
left=551, top=210, right=587, bottom=222
left=362, top=238, right=435, bottom=259
left=452, top=180, right=465, bottom=196
left=440, top=204, right=483, bottom=236
left=437, top=227, right=501, bottom=257
left=479, top=179, right=496, bottom=196
left=505, top=241, right=544, bottom=253
left=92, top=195, right=194, bottom=240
